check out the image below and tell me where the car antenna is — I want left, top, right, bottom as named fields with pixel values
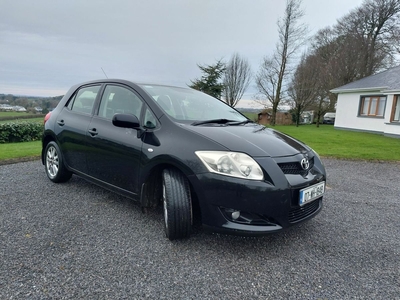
left=101, top=67, right=108, bottom=78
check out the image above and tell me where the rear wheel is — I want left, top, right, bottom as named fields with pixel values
left=44, top=141, right=72, bottom=183
left=162, top=168, right=192, bottom=240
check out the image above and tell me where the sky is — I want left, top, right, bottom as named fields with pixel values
left=1, top=0, right=364, bottom=107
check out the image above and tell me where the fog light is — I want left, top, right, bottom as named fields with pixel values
left=231, top=210, right=241, bottom=220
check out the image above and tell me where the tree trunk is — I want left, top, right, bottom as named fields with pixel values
left=270, top=102, right=279, bottom=126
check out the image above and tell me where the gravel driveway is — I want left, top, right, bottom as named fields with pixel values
left=1, top=159, right=399, bottom=299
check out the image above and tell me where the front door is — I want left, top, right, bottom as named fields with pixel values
left=85, top=84, right=144, bottom=194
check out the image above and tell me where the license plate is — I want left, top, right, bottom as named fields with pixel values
left=299, top=182, right=325, bottom=206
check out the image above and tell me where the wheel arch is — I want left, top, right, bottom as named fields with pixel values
left=139, top=158, right=200, bottom=221
left=41, top=133, right=57, bottom=165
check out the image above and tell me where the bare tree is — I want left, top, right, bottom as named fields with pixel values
left=335, top=0, right=400, bottom=77
left=255, top=0, right=308, bottom=125
left=223, top=53, right=252, bottom=107
left=310, top=29, right=358, bottom=111
left=288, top=54, right=319, bottom=126
left=298, top=0, right=400, bottom=112
left=255, top=58, right=279, bottom=110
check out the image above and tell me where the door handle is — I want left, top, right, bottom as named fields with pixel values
left=88, top=128, right=98, bottom=136
left=57, top=120, right=65, bottom=126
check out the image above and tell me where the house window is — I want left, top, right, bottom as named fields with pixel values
left=391, top=95, right=400, bottom=122
left=359, top=96, right=386, bottom=117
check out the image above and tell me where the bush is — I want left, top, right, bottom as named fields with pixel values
left=0, top=122, right=43, bottom=143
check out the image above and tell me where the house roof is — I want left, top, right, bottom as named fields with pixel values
left=330, top=65, right=400, bottom=94
left=258, top=109, right=271, bottom=116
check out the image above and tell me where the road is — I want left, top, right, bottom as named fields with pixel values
left=1, top=159, right=399, bottom=299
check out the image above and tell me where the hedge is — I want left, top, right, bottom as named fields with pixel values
left=0, top=122, right=43, bottom=143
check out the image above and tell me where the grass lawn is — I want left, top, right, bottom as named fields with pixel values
left=0, top=141, right=41, bottom=161
left=0, top=124, right=399, bottom=163
left=271, top=124, right=400, bottom=161
left=242, top=112, right=258, bottom=121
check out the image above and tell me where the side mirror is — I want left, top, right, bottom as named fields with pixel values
left=112, top=113, right=140, bottom=129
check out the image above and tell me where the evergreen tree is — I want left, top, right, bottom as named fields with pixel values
left=189, top=60, right=226, bottom=99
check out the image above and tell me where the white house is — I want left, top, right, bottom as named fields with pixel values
left=13, top=106, right=27, bottom=112
left=0, top=104, right=13, bottom=111
left=331, top=65, right=400, bottom=138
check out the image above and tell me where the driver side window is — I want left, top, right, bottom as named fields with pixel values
left=99, top=85, right=143, bottom=120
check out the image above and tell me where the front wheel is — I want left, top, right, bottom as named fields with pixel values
left=44, top=141, right=72, bottom=183
left=162, top=168, right=192, bottom=240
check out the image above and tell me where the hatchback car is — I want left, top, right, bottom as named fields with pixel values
left=42, top=79, right=326, bottom=240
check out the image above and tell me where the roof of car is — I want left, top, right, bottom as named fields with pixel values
left=77, top=79, right=188, bottom=90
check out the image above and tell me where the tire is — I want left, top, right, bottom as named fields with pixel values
left=162, top=168, right=192, bottom=240
left=44, top=141, right=72, bottom=183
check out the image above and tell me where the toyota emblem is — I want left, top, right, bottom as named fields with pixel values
left=300, top=157, right=309, bottom=170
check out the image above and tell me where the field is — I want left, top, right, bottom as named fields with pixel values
left=0, top=117, right=43, bottom=124
left=0, top=111, right=38, bottom=117
left=0, top=111, right=44, bottom=124
left=241, top=112, right=258, bottom=121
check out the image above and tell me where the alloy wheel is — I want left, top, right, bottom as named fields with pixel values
left=46, top=146, right=59, bottom=179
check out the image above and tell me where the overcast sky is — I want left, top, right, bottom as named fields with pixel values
left=1, top=0, right=364, bottom=105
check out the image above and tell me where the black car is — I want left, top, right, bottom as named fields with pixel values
left=42, top=79, right=326, bottom=240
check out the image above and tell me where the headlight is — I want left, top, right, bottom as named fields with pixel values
left=195, top=151, right=264, bottom=180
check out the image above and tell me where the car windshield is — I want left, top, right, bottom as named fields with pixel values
left=139, top=84, right=247, bottom=124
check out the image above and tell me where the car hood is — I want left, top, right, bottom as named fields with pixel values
left=183, top=123, right=310, bottom=157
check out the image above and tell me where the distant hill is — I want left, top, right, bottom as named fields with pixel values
left=236, top=107, right=261, bottom=114
left=0, top=93, right=63, bottom=113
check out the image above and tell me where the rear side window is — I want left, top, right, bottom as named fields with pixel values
left=68, top=85, right=100, bottom=115
left=98, top=85, right=143, bottom=120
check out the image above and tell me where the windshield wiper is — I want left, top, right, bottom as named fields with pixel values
left=191, top=119, right=238, bottom=126
left=229, top=119, right=254, bottom=125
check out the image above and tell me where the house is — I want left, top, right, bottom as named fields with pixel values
left=257, top=110, right=271, bottom=125
left=257, top=109, right=292, bottom=125
left=331, top=65, right=400, bottom=138
left=0, top=104, right=13, bottom=111
left=13, top=106, right=27, bottom=112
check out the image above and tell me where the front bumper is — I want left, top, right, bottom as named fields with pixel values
left=203, top=199, right=322, bottom=236
left=188, top=155, right=326, bottom=236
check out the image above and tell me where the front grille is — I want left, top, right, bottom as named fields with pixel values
left=278, top=157, right=314, bottom=176
left=288, top=199, right=321, bottom=223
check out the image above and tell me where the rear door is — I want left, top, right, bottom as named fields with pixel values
left=55, top=84, right=101, bottom=173
left=85, top=84, right=144, bottom=194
